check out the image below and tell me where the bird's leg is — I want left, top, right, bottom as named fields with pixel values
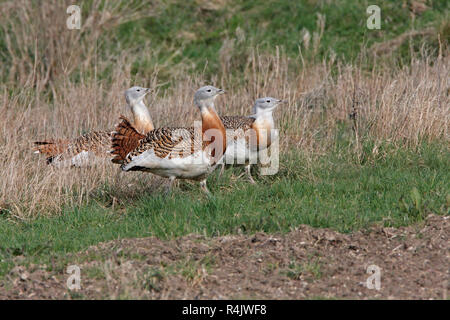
left=218, top=163, right=225, bottom=178
left=236, top=169, right=245, bottom=179
left=166, top=176, right=176, bottom=195
left=199, top=179, right=211, bottom=195
left=245, top=164, right=256, bottom=184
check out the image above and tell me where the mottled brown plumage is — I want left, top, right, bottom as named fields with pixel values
left=221, top=115, right=256, bottom=143
left=34, top=86, right=153, bottom=167
left=220, top=115, right=255, bottom=131
left=34, top=131, right=113, bottom=165
left=111, top=117, right=201, bottom=167
left=33, top=139, right=70, bottom=164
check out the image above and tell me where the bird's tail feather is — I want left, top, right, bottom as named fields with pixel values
left=33, top=140, right=70, bottom=164
left=111, top=116, right=146, bottom=164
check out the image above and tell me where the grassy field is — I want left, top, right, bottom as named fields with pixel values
left=0, top=142, right=448, bottom=278
left=0, top=0, right=448, bottom=293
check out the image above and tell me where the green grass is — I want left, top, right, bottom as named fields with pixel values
left=282, top=258, right=323, bottom=280
left=0, top=142, right=448, bottom=278
left=114, top=0, right=449, bottom=77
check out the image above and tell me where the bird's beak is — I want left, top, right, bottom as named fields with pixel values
left=266, top=99, right=285, bottom=112
left=218, top=89, right=226, bottom=95
left=138, top=88, right=151, bottom=102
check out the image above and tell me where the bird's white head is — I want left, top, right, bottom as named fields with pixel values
left=125, top=86, right=151, bottom=107
left=252, top=97, right=284, bottom=115
left=194, top=85, right=225, bottom=110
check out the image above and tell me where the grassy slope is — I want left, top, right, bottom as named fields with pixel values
left=0, top=0, right=447, bottom=82
left=0, top=143, right=448, bottom=277
left=118, top=0, right=448, bottom=77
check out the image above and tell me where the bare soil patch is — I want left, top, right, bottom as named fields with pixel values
left=1, top=214, right=448, bottom=299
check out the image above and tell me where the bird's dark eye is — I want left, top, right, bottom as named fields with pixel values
left=266, top=100, right=270, bottom=103
left=207, top=89, right=212, bottom=92
left=137, top=89, right=140, bottom=92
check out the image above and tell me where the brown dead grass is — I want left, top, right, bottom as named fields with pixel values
left=0, top=0, right=159, bottom=91
left=0, top=1, right=448, bottom=218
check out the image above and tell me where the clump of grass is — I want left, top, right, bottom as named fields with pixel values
left=176, top=255, right=216, bottom=285
left=141, top=267, right=165, bottom=292
left=282, top=258, right=322, bottom=281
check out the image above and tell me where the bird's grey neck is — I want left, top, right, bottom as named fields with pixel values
left=251, top=109, right=274, bottom=120
left=196, top=99, right=216, bottom=114
left=131, top=100, right=150, bottom=117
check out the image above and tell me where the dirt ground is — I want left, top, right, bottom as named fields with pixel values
left=1, top=214, right=448, bottom=299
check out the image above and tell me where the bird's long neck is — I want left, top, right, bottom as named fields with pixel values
left=198, top=100, right=227, bottom=161
left=251, top=110, right=275, bottom=150
left=253, top=110, right=275, bottom=128
left=131, top=101, right=154, bottom=134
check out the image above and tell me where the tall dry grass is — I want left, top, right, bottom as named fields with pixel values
left=0, top=1, right=448, bottom=218
left=1, top=50, right=448, bottom=218
left=0, top=0, right=158, bottom=91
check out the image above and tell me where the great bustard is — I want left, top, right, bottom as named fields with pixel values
left=219, top=97, right=284, bottom=183
left=111, top=85, right=226, bottom=194
left=33, top=86, right=153, bottom=167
